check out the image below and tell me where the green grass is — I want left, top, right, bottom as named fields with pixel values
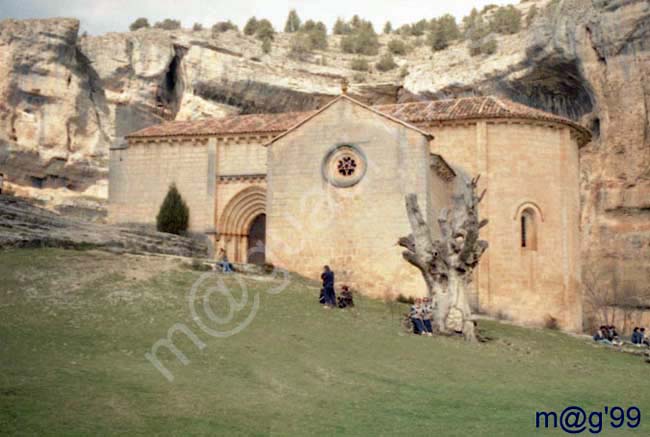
left=1, top=248, right=648, bottom=436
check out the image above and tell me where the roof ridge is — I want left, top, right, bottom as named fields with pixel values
left=264, top=94, right=433, bottom=147
left=489, top=95, right=511, bottom=113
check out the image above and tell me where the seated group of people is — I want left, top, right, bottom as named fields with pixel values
left=593, top=325, right=623, bottom=345
left=631, top=327, right=650, bottom=346
left=593, top=325, right=650, bottom=347
left=319, top=265, right=354, bottom=309
left=409, top=297, right=434, bottom=336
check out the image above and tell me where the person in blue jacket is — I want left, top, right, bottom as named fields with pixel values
left=321, top=265, right=336, bottom=307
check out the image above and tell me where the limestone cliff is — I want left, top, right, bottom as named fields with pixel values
left=0, top=0, right=648, bottom=286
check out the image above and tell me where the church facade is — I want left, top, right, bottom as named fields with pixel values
left=109, top=95, right=590, bottom=331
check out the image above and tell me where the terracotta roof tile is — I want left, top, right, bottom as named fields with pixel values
left=127, top=110, right=315, bottom=139
left=126, top=96, right=591, bottom=143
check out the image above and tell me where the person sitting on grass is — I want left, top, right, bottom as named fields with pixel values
left=593, top=326, right=612, bottom=345
left=639, top=328, right=650, bottom=347
left=337, top=285, right=354, bottom=308
left=631, top=327, right=643, bottom=345
left=609, top=325, right=623, bottom=346
left=421, top=297, right=434, bottom=336
left=217, top=248, right=234, bottom=273
left=409, top=298, right=425, bottom=335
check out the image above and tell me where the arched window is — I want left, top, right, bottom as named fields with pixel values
left=520, top=208, right=538, bottom=250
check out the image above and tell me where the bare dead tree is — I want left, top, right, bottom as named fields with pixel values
left=583, top=264, right=650, bottom=333
left=399, top=176, right=488, bottom=342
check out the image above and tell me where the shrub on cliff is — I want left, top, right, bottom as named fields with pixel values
left=387, top=38, right=408, bottom=55
left=129, top=18, right=150, bottom=31
left=375, top=52, right=397, bottom=72
left=244, top=17, right=258, bottom=35
left=289, top=32, right=313, bottom=60
left=255, top=19, right=276, bottom=41
left=284, top=9, right=301, bottom=33
left=333, top=18, right=351, bottom=35
left=301, top=20, right=328, bottom=50
left=212, top=20, right=238, bottom=36
left=154, top=19, right=181, bottom=31
left=428, top=14, right=460, bottom=52
left=341, top=20, right=379, bottom=55
left=350, top=57, right=369, bottom=71
left=489, top=5, right=522, bottom=34
left=156, top=184, right=189, bottom=235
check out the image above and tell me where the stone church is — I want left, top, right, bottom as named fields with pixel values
left=109, top=94, right=591, bottom=331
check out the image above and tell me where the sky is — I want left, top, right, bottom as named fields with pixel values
left=0, top=0, right=519, bottom=35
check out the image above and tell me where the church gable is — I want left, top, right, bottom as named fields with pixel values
left=264, top=94, right=433, bottom=149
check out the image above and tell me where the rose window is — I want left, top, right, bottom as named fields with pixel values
left=322, top=144, right=367, bottom=188
left=337, top=156, right=357, bottom=176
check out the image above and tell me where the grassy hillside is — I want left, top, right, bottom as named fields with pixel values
left=1, top=248, right=648, bottom=436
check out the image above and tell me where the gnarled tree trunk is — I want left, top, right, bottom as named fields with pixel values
left=399, top=176, right=488, bottom=342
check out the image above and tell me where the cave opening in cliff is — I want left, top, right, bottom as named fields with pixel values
left=157, top=45, right=185, bottom=119
left=500, top=58, right=595, bottom=122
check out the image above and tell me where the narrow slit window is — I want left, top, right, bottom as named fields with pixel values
left=520, top=207, right=538, bottom=251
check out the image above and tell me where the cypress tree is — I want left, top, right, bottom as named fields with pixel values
left=156, top=183, right=190, bottom=235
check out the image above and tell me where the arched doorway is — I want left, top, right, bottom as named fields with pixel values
left=247, top=214, right=266, bottom=265
left=218, top=186, right=266, bottom=263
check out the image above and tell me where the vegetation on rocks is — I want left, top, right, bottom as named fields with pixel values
left=154, top=19, right=181, bottom=31
left=254, top=19, right=276, bottom=41
left=428, top=14, right=461, bottom=52
left=387, top=38, right=409, bottom=55
left=129, top=17, right=150, bottom=31
left=489, top=5, right=523, bottom=34
left=340, top=18, right=379, bottom=56
left=284, top=9, right=301, bottom=33
left=375, top=52, right=398, bottom=72
left=211, top=20, right=238, bottom=34
left=243, top=17, right=259, bottom=35
left=349, top=57, right=370, bottom=72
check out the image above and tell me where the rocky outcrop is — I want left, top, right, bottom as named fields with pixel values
left=0, top=195, right=206, bottom=257
left=0, top=0, right=649, bottom=287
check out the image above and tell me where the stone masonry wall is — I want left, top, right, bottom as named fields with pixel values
left=266, top=99, right=437, bottom=299
left=108, top=139, right=212, bottom=233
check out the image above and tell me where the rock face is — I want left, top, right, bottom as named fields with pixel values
left=0, top=195, right=207, bottom=257
left=0, top=0, right=649, bottom=289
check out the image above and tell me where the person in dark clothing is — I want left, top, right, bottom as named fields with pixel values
left=593, top=326, right=612, bottom=345
left=337, top=285, right=354, bottom=308
left=321, top=265, right=336, bottom=307
left=608, top=325, right=623, bottom=346
left=631, top=327, right=642, bottom=345
left=639, top=328, right=650, bottom=346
